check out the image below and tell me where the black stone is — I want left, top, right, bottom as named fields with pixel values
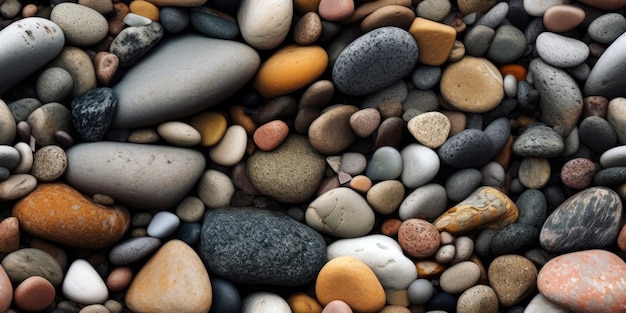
left=484, top=117, right=511, bottom=157
left=438, top=129, right=493, bottom=168
left=208, top=276, right=241, bottom=313
left=578, top=116, right=617, bottom=154
left=490, top=223, right=539, bottom=256
left=176, top=222, right=200, bottom=246
left=71, top=87, right=117, bottom=142
left=515, top=188, right=547, bottom=228
left=199, top=207, right=327, bottom=286
left=594, top=166, right=626, bottom=186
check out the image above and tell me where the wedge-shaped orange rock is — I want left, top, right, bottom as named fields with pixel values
left=433, top=186, right=518, bottom=235
left=408, top=17, right=456, bottom=66
left=315, top=256, right=385, bottom=313
left=126, top=240, right=212, bottom=313
left=13, top=183, right=130, bottom=249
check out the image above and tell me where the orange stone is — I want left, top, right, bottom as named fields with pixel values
left=129, top=0, right=160, bottom=21
left=408, top=18, right=457, bottom=66
left=315, top=256, right=386, bottom=313
left=287, top=292, right=323, bottom=313
left=0, top=217, right=19, bottom=254
left=254, top=45, right=328, bottom=98
left=13, top=183, right=130, bottom=249
left=414, top=259, right=446, bottom=279
left=492, top=135, right=514, bottom=169
left=0, top=265, right=12, bottom=313
left=229, top=105, right=257, bottom=136
left=343, top=0, right=412, bottom=24
left=380, top=219, right=402, bottom=237
left=253, top=120, right=290, bottom=151
left=190, top=111, right=228, bottom=147
left=499, top=64, right=527, bottom=81
left=349, top=175, right=372, bottom=193
left=13, top=276, right=56, bottom=312
left=293, top=0, right=321, bottom=15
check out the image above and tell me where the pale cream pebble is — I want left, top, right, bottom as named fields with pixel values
left=128, top=128, right=160, bottom=143
left=21, top=3, right=37, bottom=17
left=157, top=121, right=201, bottom=147
left=13, top=142, right=33, bottom=174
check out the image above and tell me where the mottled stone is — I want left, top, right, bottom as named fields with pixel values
left=512, top=125, right=564, bottom=157
left=50, top=3, right=108, bottom=46
left=457, top=285, right=499, bottom=313
left=488, top=255, right=537, bottom=307
left=200, top=208, right=326, bottom=286
left=108, top=237, right=161, bottom=265
left=398, top=218, right=440, bottom=258
left=490, top=223, right=539, bottom=255
left=540, top=187, right=622, bottom=253
left=109, top=22, right=164, bottom=67
left=1, top=248, right=64, bottom=287
left=560, top=158, right=596, bottom=190
left=71, top=87, right=117, bottom=141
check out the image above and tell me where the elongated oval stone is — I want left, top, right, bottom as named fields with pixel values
left=65, top=142, right=205, bottom=210
left=0, top=17, right=65, bottom=95
left=585, top=32, right=626, bottom=99
left=540, top=187, right=622, bottom=253
left=112, top=34, right=260, bottom=128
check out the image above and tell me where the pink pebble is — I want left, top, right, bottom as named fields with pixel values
left=322, top=299, right=353, bottom=313
left=13, top=276, right=56, bottom=312
left=318, top=0, right=354, bottom=22
left=543, top=4, right=585, bottom=33
left=107, top=266, right=134, bottom=292
left=0, top=266, right=12, bottom=313
left=253, top=120, right=289, bottom=151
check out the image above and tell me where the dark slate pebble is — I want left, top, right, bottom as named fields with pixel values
left=512, top=125, right=564, bottom=157
left=176, top=222, right=201, bottom=246
left=487, top=25, right=527, bottom=64
left=108, top=237, right=161, bottom=265
left=516, top=80, right=539, bottom=114
left=7, top=98, right=41, bottom=122
left=475, top=228, right=498, bottom=259
left=332, top=26, right=418, bottom=96
left=109, top=22, right=164, bottom=67
left=578, top=116, right=617, bottom=154
left=208, top=276, right=241, bottom=313
left=426, top=291, right=457, bottom=312
left=506, top=0, right=530, bottom=29
left=0, top=167, right=9, bottom=182
left=411, top=65, right=441, bottom=90
left=490, top=223, right=539, bottom=256
left=437, top=128, right=493, bottom=168
left=444, top=168, right=482, bottom=202
left=71, top=87, right=117, bottom=141
left=475, top=2, right=509, bottom=29
left=539, top=187, right=622, bottom=253
left=483, top=117, right=511, bottom=156
left=160, top=7, right=190, bottom=33
left=515, top=188, right=547, bottom=228
left=199, top=207, right=327, bottom=286
left=593, top=166, right=626, bottom=186
left=190, top=10, right=240, bottom=40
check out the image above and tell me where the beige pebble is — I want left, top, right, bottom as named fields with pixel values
left=379, top=101, right=404, bottom=119
left=104, top=300, right=123, bottom=313
left=441, top=56, right=503, bottom=113
left=128, top=128, right=160, bottom=143
left=30, top=145, right=67, bottom=182
left=349, top=108, right=381, bottom=138
left=439, top=261, right=481, bottom=294
left=209, top=125, right=248, bottom=166
left=488, top=254, right=538, bottom=307
left=407, top=111, right=451, bottom=148
left=78, top=304, right=111, bottom=313
left=157, top=121, right=201, bottom=147
left=21, top=3, right=38, bottom=17
left=13, top=142, right=33, bottom=174
left=175, top=196, right=205, bottom=223
left=293, top=11, right=322, bottom=46
left=457, top=285, right=499, bottom=313
left=435, top=244, right=455, bottom=263
left=441, top=110, right=466, bottom=136
left=360, top=5, right=415, bottom=33
left=349, top=175, right=372, bottom=193
left=518, top=157, right=551, bottom=189
left=366, top=180, right=405, bottom=215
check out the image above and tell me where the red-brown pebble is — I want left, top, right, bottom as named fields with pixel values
left=0, top=217, right=19, bottom=253
left=618, top=224, right=626, bottom=252
left=380, top=219, right=402, bottom=237
left=13, top=276, right=56, bottom=312
left=543, top=4, right=585, bottom=33
left=21, top=4, right=38, bottom=17
left=348, top=175, right=372, bottom=193
left=318, top=0, right=354, bottom=22
left=0, top=265, right=12, bottom=313
left=94, top=51, right=119, bottom=86
left=560, top=158, right=597, bottom=190
left=107, top=266, right=134, bottom=292
left=253, top=120, right=290, bottom=151
left=398, top=219, right=441, bottom=258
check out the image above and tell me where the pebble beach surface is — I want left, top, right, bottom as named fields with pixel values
left=2, top=0, right=626, bottom=312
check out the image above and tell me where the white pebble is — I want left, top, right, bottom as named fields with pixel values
left=242, top=292, right=291, bottom=313
left=157, top=121, right=201, bottom=147
left=209, top=125, right=247, bottom=167
left=12, top=142, right=33, bottom=174
left=453, top=236, right=474, bottom=263
left=62, top=259, right=109, bottom=305
left=435, top=244, right=456, bottom=264
left=147, top=211, right=181, bottom=238
left=504, top=74, right=517, bottom=98
left=123, top=13, right=152, bottom=26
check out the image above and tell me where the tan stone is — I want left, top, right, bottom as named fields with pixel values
left=126, top=240, right=212, bottom=313
left=145, top=0, right=207, bottom=7
left=360, top=5, right=415, bottom=33
left=518, top=157, right=550, bottom=189
left=343, top=0, right=412, bottom=24
left=408, top=18, right=457, bottom=66
left=457, top=0, right=498, bottom=15
left=407, top=111, right=451, bottom=148
left=287, top=292, right=323, bottom=313
left=489, top=255, right=537, bottom=307
left=0, top=217, right=19, bottom=254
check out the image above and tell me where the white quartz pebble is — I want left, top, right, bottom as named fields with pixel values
left=147, top=211, right=180, bottom=239
left=62, top=259, right=108, bottom=305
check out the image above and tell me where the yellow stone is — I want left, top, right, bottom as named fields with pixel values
left=433, top=186, right=518, bottom=235
left=254, top=45, right=328, bottom=98
left=129, top=0, right=160, bottom=21
left=287, top=292, right=323, bottom=313
left=190, top=111, right=228, bottom=147
left=315, top=256, right=386, bottom=313
left=408, top=17, right=457, bottom=66
left=125, top=240, right=212, bottom=313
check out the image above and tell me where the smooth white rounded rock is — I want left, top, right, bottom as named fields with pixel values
left=523, top=0, right=567, bottom=16
left=608, top=98, right=626, bottom=144
left=0, top=17, right=65, bottom=95
left=62, top=259, right=108, bottom=305
left=306, top=187, right=375, bottom=238
left=65, top=142, right=205, bottom=210
left=0, top=100, right=16, bottom=145
left=399, top=183, right=448, bottom=220
left=238, top=0, right=292, bottom=50
left=209, top=125, right=247, bottom=166
left=242, top=292, right=291, bottom=313
left=147, top=211, right=180, bottom=238
left=524, top=293, right=570, bottom=313
left=504, top=74, right=518, bottom=98
left=197, top=169, right=235, bottom=208
left=400, top=143, right=440, bottom=189
left=157, top=121, right=201, bottom=147
left=600, top=145, right=626, bottom=168
left=585, top=32, right=626, bottom=99
left=536, top=32, right=589, bottom=68
left=12, top=142, right=33, bottom=174
left=123, top=13, right=153, bottom=26
left=327, top=234, right=418, bottom=289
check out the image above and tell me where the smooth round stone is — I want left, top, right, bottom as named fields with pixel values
left=407, top=112, right=450, bottom=148
left=439, top=261, right=481, bottom=294
left=307, top=187, right=375, bottom=238
left=247, top=135, right=325, bottom=203
left=480, top=161, right=505, bottom=188
left=126, top=240, right=212, bottom=313
left=31, top=145, right=67, bottom=182
left=123, top=12, right=153, bottom=26
left=512, top=125, right=564, bottom=157
left=540, top=187, right=622, bottom=253
left=209, top=276, right=241, bottom=313
left=327, top=234, right=417, bottom=290
left=488, top=255, right=538, bottom=307
left=293, top=12, right=322, bottom=45
left=339, top=152, right=367, bottom=175
left=201, top=207, right=326, bottom=286
left=440, top=56, right=503, bottom=113
left=543, top=4, right=584, bottom=33
left=242, top=292, right=291, bottom=313
left=190, top=111, right=227, bottom=146
left=50, top=3, right=108, bottom=46
left=13, top=276, right=55, bottom=312
left=400, top=143, right=439, bottom=188
left=407, top=279, right=434, bottom=305
left=1, top=248, right=63, bottom=287
left=0, top=174, right=38, bottom=201
left=316, top=256, right=386, bottom=312
left=209, top=125, right=247, bottom=166
left=146, top=211, right=180, bottom=238
left=62, top=259, right=108, bottom=305
left=464, top=25, right=495, bottom=57
left=365, top=146, right=403, bottom=180
left=457, top=285, right=499, bottom=313
left=435, top=245, right=456, bottom=263
left=47, top=46, right=97, bottom=98
left=524, top=293, right=569, bottom=313
left=0, top=266, right=12, bottom=313
left=109, top=22, right=164, bottom=67
left=238, top=0, right=291, bottom=49
left=445, top=168, right=482, bottom=202
left=112, top=34, right=259, bottom=128
left=457, top=0, right=497, bottom=15
left=321, top=300, right=353, bottom=313
left=191, top=10, right=239, bottom=39
left=160, top=7, right=190, bottom=33
left=486, top=25, right=526, bottom=64
left=530, top=58, right=583, bottom=136
left=588, top=13, right=626, bottom=45
left=107, top=266, right=133, bottom=292
left=308, top=105, right=358, bottom=155
left=523, top=0, right=567, bottom=16
left=398, top=218, right=440, bottom=258
left=361, top=80, right=408, bottom=109
left=585, top=32, right=626, bottom=99
left=453, top=236, right=474, bottom=263
left=360, top=4, right=415, bottom=33
left=253, top=120, right=289, bottom=151
left=197, top=169, right=235, bottom=208
left=536, top=32, right=589, bottom=68
left=594, top=166, right=626, bottom=186
left=515, top=188, right=547, bottom=228
left=579, top=116, right=617, bottom=154
left=65, top=142, right=205, bottom=210
left=399, top=183, right=448, bottom=221
left=415, top=0, right=450, bottom=21
left=254, top=45, right=328, bottom=98
left=299, top=79, right=334, bottom=109
left=93, top=54, right=119, bottom=86
left=27, top=102, right=72, bottom=147
left=608, top=97, right=626, bottom=144
left=411, top=65, right=442, bottom=90
left=600, top=145, right=626, bottom=168
left=475, top=2, right=509, bottom=28
left=0, top=217, right=19, bottom=253
left=36, top=67, right=73, bottom=103
left=0, top=100, right=16, bottom=145
left=176, top=222, right=201, bottom=245
left=503, top=74, right=517, bottom=97
left=0, top=18, right=65, bottom=95
left=367, top=180, right=405, bottom=215
left=333, top=26, right=418, bottom=96
left=438, top=129, right=494, bottom=168
left=157, top=121, right=201, bottom=147
left=109, top=237, right=161, bottom=265
left=490, top=223, right=539, bottom=255
left=518, top=157, right=551, bottom=189
left=373, top=116, right=405, bottom=150
left=0, top=145, right=19, bottom=171
left=537, top=249, right=626, bottom=312
left=561, top=158, right=596, bottom=189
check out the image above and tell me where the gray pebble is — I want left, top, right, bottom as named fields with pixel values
left=438, top=128, right=493, bottom=168
left=109, top=22, right=164, bottom=67
left=160, top=7, right=190, bottom=33
left=415, top=0, right=451, bottom=22
left=480, top=161, right=505, bottom=188
left=27, top=102, right=72, bottom=147
left=402, top=89, right=439, bottom=116
left=512, top=125, right=564, bottom=157
left=0, top=167, right=9, bottom=182
left=594, top=167, right=626, bottom=186
left=475, top=228, right=498, bottom=259
left=191, top=9, right=239, bottom=40
left=515, top=188, right=547, bottom=228
left=339, top=152, right=367, bottom=175
left=516, top=80, right=539, bottom=114
left=536, top=32, right=589, bottom=68
left=7, top=98, right=42, bottom=123
left=584, top=32, right=626, bottom=100
left=566, top=62, right=591, bottom=81
left=411, top=65, right=441, bottom=90
left=464, top=25, right=495, bottom=56
left=524, top=18, right=545, bottom=45
left=484, top=117, right=511, bottom=156
left=445, top=168, right=482, bottom=202
left=578, top=116, right=617, bottom=154
left=524, top=248, right=556, bottom=268
left=490, top=223, right=539, bottom=256
left=108, top=237, right=162, bottom=265
left=475, top=2, right=509, bottom=29
left=36, top=67, right=74, bottom=103
left=487, top=25, right=526, bottom=64
left=361, top=81, right=408, bottom=109
left=452, top=236, right=474, bottom=263
left=408, top=279, right=434, bottom=305
left=0, top=145, right=20, bottom=171
left=587, top=13, right=626, bottom=45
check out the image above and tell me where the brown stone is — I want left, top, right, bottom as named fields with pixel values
left=408, top=18, right=457, bottom=66
left=517, top=157, right=551, bottom=189
left=457, top=0, right=497, bottom=15
left=373, top=117, right=405, bottom=150
left=93, top=51, right=119, bottom=86
left=560, top=158, right=596, bottom=190
left=360, top=5, right=415, bottom=33
left=414, top=259, right=446, bottom=279
left=293, top=12, right=322, bottom=46
left=287, top=292, right=323, bottom=313
left=582, top=96, right=608, bottom=119
left=253, top=120, right=290, bottom=152
left=543, top=4, right=585, bottom=33
left=0, top=265, right=12, bottom=313
left=308, top=105, right=359, bottom=155
left=342, top=0, right=412, bottom=24
left=367, top=180, right=405, bottom=215
left=0, top=217, right=19, bottom=254
left=13, top=276, right=56, bottom=312
left=13, top=183, right=130, bottom=249
left=349, top=108, right=381, bottom=138
left=488, top=255, right=537, bottom=307
left=398, top=219, right=441, bottom=258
